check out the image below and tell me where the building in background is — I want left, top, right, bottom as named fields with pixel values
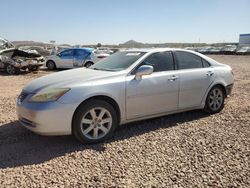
left=239, top=34, right=250, bottom=46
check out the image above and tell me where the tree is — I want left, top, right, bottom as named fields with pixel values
left=97, top=43, right=102, bottom=47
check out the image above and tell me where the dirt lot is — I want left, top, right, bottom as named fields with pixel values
left=0, top=55, right=249, bottom=187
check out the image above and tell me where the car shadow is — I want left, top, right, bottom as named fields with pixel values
left=0, top=110, right=208, bottom=169
left=0, top=67, right=61, bottom=76
left=0, top=70, right=30, bottom=76
left=0, top=67, right=87, bottom=76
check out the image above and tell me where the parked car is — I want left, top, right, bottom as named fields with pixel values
left=93, top=49, right=110, bottom=58
left=45, top=48, right=109, bottom=70
left=197, top=46, right=213, bottom=54
left=96, top=47, right=114, bottom=54
left=236, top=46, right=250, bottom=55
left=17, top=48, right=234, bottom=143
left=0, top=38, right=45, bottom=75
left=221, top=45, right=237, bottom=55
left=200, top=47, right=224, bottom=55
left=208, top=47, right=223, bottom=54
left=184, top=47, right=197, bottom=52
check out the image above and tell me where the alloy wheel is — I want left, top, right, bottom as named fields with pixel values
left=80, top=107, right=112, bottom=140
left=6, top=65, right=16, bottom=75
left=208, top=88, right=223, bottom=111
left=47, top=61, right=55, bottom=70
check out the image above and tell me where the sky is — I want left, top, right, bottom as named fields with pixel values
left=1, top=0, right=250, bottom=45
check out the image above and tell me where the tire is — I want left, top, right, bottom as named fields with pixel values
left=46, top=60, right=56, bottom=70
left=204, top=86, right=225, bottom=114
left=84, top=62, right=93, bottom=68
left=6, top=65, right=19, bottom=75
left=72, top=99, right=118, bottom=144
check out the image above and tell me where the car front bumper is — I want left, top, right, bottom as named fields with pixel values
left=16, top=99, right=77, bottom=136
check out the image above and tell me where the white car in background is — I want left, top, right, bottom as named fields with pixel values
left=236, top=46, right=250, bottom=55
left=96, top=47, right=114, bottom=54
left=17, top=48, right=234, bottom=143
left=45, top=48, right=109, bottom=69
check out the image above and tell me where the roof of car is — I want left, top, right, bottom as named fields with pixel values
left=120, top=48, right=220, bottom=65
left=121, top=48, right=195, bottom=53
left=62, top=47, right=94, bottom=53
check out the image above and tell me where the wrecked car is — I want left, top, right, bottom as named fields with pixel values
left=0, top=38, right=45, bottom=75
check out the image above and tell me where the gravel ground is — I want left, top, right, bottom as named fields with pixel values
left=0, top=55, right=249, bottom=187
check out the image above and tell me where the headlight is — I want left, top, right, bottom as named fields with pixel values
left=28, top=88, right=70, bottom=102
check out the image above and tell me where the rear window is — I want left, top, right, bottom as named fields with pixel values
left=176, top=51, right=204, bottom=69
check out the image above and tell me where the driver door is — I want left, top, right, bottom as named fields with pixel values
left=58, top=49, right=74, bottom=68
left=126, top=51, right=179, bottom=120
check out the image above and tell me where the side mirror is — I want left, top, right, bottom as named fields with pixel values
left=135, top=65, right=153, bottom=80
left=57, top=53, right=61, bottom=57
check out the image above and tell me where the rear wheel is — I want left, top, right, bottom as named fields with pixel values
left=84, top=62, right=93, bottom=68
left=204, top=86, right=225, bottom=114
left=47, top=60, right=56, bottom=70
left=72, top=99, right=118, bottom=143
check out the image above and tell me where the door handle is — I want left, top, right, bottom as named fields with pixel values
left=206, top=71, right=214, bottom=76
left=168, top=75, right=178, bottom=81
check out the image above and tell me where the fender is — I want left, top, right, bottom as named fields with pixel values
left=200, top=80, right=228, bottom=108
left=71, top=92, right=126, bottom=124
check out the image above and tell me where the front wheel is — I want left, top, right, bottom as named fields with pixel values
left=72, top=99, right=118, bottom=143
left=204, top=86, right=225, bottom=114
left=6, top=65, right=19, bottom=75
left=84, top=62, right=93, bottom=68
left=47, top=60, right=56, bottom=70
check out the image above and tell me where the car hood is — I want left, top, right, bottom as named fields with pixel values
left=0, top=47, right=16, bottom=55
left=23, top=68, right=124, bottom=93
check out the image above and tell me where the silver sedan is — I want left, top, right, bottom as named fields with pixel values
left=16, top=48, right=234, bottom=143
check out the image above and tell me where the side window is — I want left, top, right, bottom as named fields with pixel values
left=202, top=59, right=211, bottom=67
left=176, top=51, right=203, bottom=69
left=139, top=51, right=174, bottom=72
left=75, top=49, right=86, bottom=57
left=60, top=49, right=73, bottom=57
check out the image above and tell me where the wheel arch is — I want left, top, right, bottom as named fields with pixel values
left=201, top=82, right=227, bottom=108
left=213, top=84, right=226, bottom=96
left=46, top=59, right=56, bottom=67
left=71, top=95, right=121, bottom=133
left=83, top=61, right=94, bottom=67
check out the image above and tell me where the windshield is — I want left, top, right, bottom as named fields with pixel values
left=90, top=51, right=146, bottom=71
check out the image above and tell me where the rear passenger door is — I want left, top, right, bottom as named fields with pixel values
left=174, top=51, right=214, bottom=109
left=73, top=49, right=88, bottom=67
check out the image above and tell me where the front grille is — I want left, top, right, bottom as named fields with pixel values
left=18, top=92, right=29, bottom=103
